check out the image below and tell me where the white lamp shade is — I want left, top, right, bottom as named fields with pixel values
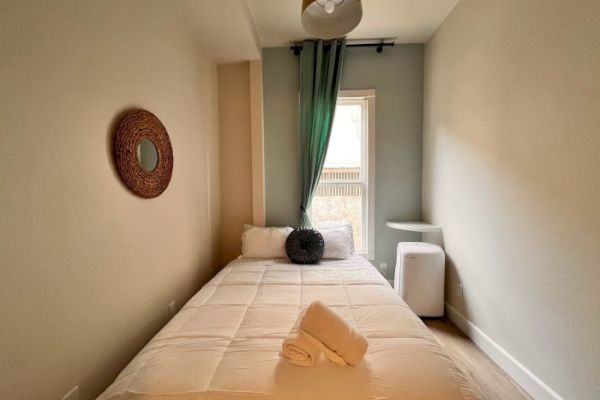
left=302, top=0, right=362, bottom=39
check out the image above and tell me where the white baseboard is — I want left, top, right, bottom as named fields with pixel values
left=445, top=302, right=564, bottom=400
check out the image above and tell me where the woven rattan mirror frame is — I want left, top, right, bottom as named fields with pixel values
left=113, top=109, right=173, bottom=198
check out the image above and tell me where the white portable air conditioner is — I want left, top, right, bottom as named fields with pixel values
left=394, top=242, right=445, bottom=317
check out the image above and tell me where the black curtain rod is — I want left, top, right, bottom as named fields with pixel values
left=290, top=42, right=394, bottom=56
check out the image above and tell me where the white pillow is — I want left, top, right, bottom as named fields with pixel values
left=318, top=225, right=355, bottom=259
left=241, top=225, right=293, bottom=259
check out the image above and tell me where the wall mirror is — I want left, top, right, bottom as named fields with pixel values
left=137, top=138, right=159, bottom=172
left=113, top=109, right=173, bottom=198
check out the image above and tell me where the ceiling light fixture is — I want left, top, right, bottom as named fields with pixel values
left=301, top=0, right=362, bottom=39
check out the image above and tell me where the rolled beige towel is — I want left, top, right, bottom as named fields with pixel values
left=281, top=327, right=322, bottom=367
left=300, top=301, right=368, bottom=366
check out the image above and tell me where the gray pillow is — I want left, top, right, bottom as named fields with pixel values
left=318, top=225, right=355, bottom=259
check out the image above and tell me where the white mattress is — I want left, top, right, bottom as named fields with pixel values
left=98, top=256, right=479, bottom=400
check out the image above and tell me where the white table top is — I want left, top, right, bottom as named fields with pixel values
left=385, top=221, right=442, bottom=233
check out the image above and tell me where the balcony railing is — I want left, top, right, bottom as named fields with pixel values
left=315, top=183, right=362, bottom=196
left=320, top=169, right=360, bottom=182
left=316, top=167, right=362, bottom=196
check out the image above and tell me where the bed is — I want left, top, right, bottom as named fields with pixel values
left=98, top=256, right=480, bottom=400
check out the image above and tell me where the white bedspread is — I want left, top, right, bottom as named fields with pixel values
left=98, top=256, right=479, bottom=400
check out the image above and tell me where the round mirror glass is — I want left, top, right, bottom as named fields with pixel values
left=136, top=138, right=159, bottom=172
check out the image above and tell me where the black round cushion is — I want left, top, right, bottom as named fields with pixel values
left=285, top=228, right=324, bottom=264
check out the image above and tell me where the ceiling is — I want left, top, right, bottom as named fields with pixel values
left=186, top=0, right=261, bottom=62
left=247, top=0, right=460, bottom=47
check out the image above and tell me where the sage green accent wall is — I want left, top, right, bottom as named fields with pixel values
left=263, top=46, right=424, bottom=276
left=263, top=48, right=302, bottom=227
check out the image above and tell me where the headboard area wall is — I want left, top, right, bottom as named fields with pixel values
left=262, top=45, right=424, bottom=278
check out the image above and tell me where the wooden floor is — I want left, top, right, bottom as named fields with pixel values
left=424, top=318, right=532, bottom=400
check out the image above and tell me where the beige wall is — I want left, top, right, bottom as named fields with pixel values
left=0, top=1, right=222, bottom=399
left=423, top=1, right=600, bottom=399
left=218, top=62, right=254, bottom=265
left=249, top=60, right=267, bottom=227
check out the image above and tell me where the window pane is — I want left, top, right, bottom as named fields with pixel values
left=323, top=104, right=362, bottom=170
left=311, top=183, right=363, bottom=250
left=310, top=103, right=364, bottom=251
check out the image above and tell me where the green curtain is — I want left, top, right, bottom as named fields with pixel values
left=298, top=39, right=346, bottom=227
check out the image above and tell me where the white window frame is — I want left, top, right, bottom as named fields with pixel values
left=315, top=89, right=376, bottom=260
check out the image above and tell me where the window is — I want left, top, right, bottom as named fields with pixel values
left=310, top=90, right=375, bottom=259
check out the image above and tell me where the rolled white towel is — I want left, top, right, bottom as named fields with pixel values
left=300, top=300, right=368, bottom=366
left=281, top=328, right=321, bottom=367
